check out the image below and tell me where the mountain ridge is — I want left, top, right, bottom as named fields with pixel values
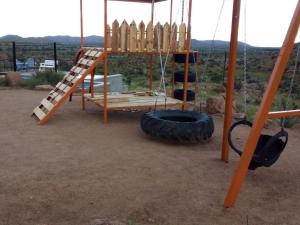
left=0, top=34, right=280, bottom=51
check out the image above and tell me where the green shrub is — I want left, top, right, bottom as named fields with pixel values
left=0, top=76, right=9, bottom=86
left=21, top=71, right=64, bottom=89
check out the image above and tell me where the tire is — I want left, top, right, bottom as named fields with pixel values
left=173, top=89, right=195, bottom=101
left=173, top=52, right=197, bottom=63
left=141, top=110, right=214, bottom=143
left=174, top=70, right=196, bottom=82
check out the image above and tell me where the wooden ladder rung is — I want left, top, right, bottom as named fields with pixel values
left=41, top=99, right=54, bottom=111
left=33, top=106, right=46, bottom=120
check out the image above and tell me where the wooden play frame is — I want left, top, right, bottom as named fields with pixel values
left=78, top=0, right=195, bottom=123
left=222, top=0, right=300, bottom=208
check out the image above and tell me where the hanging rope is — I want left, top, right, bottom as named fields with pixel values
left=281, top=43, right=300, bottom=127
left=198, top=0, right=226, bottom=105
left=154, top=0, right=183, bottom=109
left=243, top=0, right=248, bottom=116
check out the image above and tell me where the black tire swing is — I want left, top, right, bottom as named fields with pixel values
left=228, top=119, right=288, bottom=170
left=140, top=1, right=214, bottom=144
left=227, top=10, right=297, bottom=170
left=141, top=110, right=214, bottom=143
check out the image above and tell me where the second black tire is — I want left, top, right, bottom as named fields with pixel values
left=173, top=89, right=195, bottom=101
left=174, top=70, right=196, bottom=82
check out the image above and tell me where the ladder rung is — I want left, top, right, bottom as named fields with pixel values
left=41, top=99, right=54, bottom=111
left=95, top=51, right=102, bottom=58
left=33, top=106, right=46, bottom=120
left=54, top=94, right=63, bottom=102
left=48, top=91, right=59, bottom=99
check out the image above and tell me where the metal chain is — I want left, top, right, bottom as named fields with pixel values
left=154, top=0, right=183, bottom=109
left=199, top=0, right=226, bottom=104
left=281, top=43, right=300, bottom=127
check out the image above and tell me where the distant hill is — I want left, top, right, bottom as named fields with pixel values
left=0, top=35, right=274, bottom=51
left=191, top=39, right=253, bottom=51
left=0, top=35, right=103, bottom=45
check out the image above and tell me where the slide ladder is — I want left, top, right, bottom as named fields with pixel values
left=32, top=48, right=105, bottom=124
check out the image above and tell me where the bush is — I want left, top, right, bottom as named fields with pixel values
left=0, top=76, right=9, bottom=86
left=21, top=71, right=64, bottom=89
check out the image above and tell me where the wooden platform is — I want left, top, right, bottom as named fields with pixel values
left=84, top=92, right=182, bottom=110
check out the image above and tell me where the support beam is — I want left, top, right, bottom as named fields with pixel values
left=80, top=0, right=84, bottom=48
left=103, top=0, right=108, bottom=123
left=221, top=0, right=241, bottom=162
left=182, top=0, right=193, bottom=110
left=268, top=110, right=300, bottom=119
left=224, top=0, right=300, bottom=208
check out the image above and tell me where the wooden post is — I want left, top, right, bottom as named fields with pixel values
left=224, top=0, right=300, bottom=208
left=112, top=20, right=119, bottom=51
left=221, top=0, right=241, bottom=162
left=138, top=21, right=145, bottom=52
left=129, top=21, right=137, bottom=52
left=182, top=0, right=193, bottom=110
left=90, top=68, right=96, bottom=98
left=12, top=42, right=17, bottom=71
left=163, top=23, right=170, bottom=52
left=80, top=0, right=84, bottom=48
left=120, top=20, right=129, bottom=52
left=103, top=0, right=108, bottom=123
left=53, top=42, right=57, bottom=72
left=81, top=80, right=85, bottom=110
left=178, top=23, right=186, bottom=52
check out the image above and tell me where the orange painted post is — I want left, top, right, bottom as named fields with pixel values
left=221, top=0, right=241, bottom=162
left=81, top=80, right=85, bottom=110
left=149, top=55, right=154, bottom=92
left=224, top=0, right=300, bottom=208
left=103, top=0, right=108, bottom=123
left=149, top=2, right=155, bottom=92
left=90, top=68, right=96, bottom=98
left=182, top=0, right=193, bottom=110
left=80, top=0, right=84, bottom=48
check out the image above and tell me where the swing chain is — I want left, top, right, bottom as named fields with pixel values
left=280, top=43, right=300, bottom=128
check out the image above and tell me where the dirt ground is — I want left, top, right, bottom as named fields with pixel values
left=0, top=89, right=299, bottom=225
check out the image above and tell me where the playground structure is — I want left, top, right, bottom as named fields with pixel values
left=31, top=0, right=300, bottom=208
left=33, top=0, right=197, bottom=125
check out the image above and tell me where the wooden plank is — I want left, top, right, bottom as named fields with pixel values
left=84, top=49, right=93, bottom=57
left=154, top=22, right=163, bottom=51
left=54, top=94, right=63, bottom=102
left=107, top=24, right=111, bottom=48
left=129, top=20, right=137, bottom=52
left=112, top=20, right=120, bottom=51
left=33, top=106, right=46, bottom=120
left=163, top=22, right=170, bottom=52
left=41, top=99, right=54, bottom=111
left=65, top=74, right=76, bottom=82
left=178, top=23, right=186, bottom=52
left=170, top=23, right=178, bottom=51
left=138, top=21, right=145, bottom=52
left=146, top=22, right=154, bottom=52
left=94, top=51, right=102, bottom=58
left=120, top=20, right=129, bottom=51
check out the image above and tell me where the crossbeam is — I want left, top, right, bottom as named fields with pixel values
left=268, top=109, right=300, bottom=119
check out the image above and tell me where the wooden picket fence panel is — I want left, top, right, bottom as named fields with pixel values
left=108, top=20, right=186, bottom=53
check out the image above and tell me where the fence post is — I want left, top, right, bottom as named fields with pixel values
left=53, top=42, right=57, bottom=72
left=12, top=42, right=17, bottom=71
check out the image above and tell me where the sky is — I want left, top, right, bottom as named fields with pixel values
left=0, top=0, right=299, bottom=47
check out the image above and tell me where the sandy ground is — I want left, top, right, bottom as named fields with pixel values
left=0, top=89, right=299, bottom=225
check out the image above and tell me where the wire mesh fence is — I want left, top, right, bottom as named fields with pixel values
left=0, top=41, right=80, bottom=72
